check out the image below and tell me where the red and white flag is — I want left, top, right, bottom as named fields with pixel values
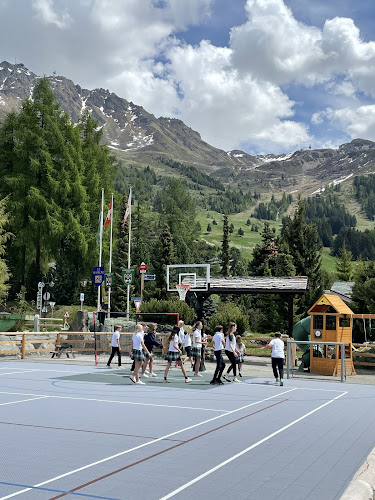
left=103, top=198, right=113, bottom=228
left=122, top=191, right=132, bottom=227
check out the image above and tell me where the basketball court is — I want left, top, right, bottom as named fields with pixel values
left=0, top=359, right=374, bottom=500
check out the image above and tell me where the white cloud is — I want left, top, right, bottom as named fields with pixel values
left=229, top=0, right=375, bottom=95
left=312, top=105, right=375, bottom=140
left=32, top=0, right=72, bottom=29
left=165, top=40, right=310, bottom=150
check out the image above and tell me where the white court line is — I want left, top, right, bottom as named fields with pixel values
left=159, top=390, right=348, bottom=499
left=0, top=396, right=49, bottom=406
left=0, top=370, right=41, bottom=376
left=0, top=390, right=229, bottom=413
left=246, top=382, right=346, bottom=393
left=0, top=388, right=296, bottom=499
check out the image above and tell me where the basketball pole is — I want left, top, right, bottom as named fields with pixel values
left=126, top=188, right=132, bottom=320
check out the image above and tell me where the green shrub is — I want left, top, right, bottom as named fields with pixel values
left=139, top=298, right=195, bottom=325
left=208, top=302, right=249, bottom=335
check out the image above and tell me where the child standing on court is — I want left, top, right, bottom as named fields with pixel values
left=235, top=335, right=247, bottom=378
left=223, top=322, right=239, bottom=383
left=106, top=325, right=122, bottom=368
left=164, top=326, right=191, bottom=383
left=260, top=331, right=285, bottom=386
left=182, top=327, right=193, bottom=368
left=142, top=323, right=163, bottom=378
left=130, top=324, right=150, bottom=385
left=210, top=325, right=225, bottom=385
left=192, top=321, right=206, bottom=377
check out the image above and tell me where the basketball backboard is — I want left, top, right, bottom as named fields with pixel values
left=167, top=264, right=210, bottom=292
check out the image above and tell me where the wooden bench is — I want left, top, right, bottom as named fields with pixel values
left=50, top=345, right=77, bottom=359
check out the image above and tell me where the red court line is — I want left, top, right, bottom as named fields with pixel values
left=48, top=399, right=287, bottom=500
left=0, top=421, right=183, bottom=443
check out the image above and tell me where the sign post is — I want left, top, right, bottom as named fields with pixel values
left=104, top=272, right=113, bottom=288
left=80, top=293, right=84, bottom=311
left=139, top=262, right=147, bottom=299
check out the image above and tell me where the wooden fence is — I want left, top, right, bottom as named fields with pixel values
left=0, top=332, right=373, bottom=367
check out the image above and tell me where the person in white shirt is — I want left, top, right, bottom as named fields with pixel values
left=175, top=320, right=185, bottom=367
left=261, top=331, right=285, bottom=386
left=164, top=326, right=191, bottom=383
left=223, top=322, right=240, bottom=383
left=182, top=327, right=193, bottom=367
left=106, top=325, right=122, bottom=368
left=210, top=325, right=225, bottom=385
left=130, top=324, right=150, bottom=385
left=192, top=321, right=207, bottom=377
left=235, top=335, right=247, bottom=377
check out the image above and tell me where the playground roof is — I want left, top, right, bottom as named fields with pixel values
left=207, top=276, right=308, bottom=295
left=308, top=293, right=353, bottom=315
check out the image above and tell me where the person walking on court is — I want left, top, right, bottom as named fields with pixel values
left=210, top=325, right=225, bottom=385
left=235, top=335, right=247, bottom=378
left=141, top=323, right=163, bottom=378
left=192, top=321, right=207, bottom=377
left=130, top=324, right=150, bottom=385
left=106, top=325, right=122, bottom=368
left=164, top=326, right=191, bottom=384
left=175, top=320, right=185, bottom=367
left=130, top=322, right=147, bottom=374
left=182, top=327, right=193, bottom=368
left=261, top=331, right=285, bottom=386
left=223, top=322, right=239, bottom=383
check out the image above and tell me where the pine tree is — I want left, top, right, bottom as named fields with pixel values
left=281, top=198, right=324, bottom=309
left=154, top=224, right=175, bottom=299
left=0, top=198, right=11, bottom=303
left=336, top=242, right=353, bottom=281
left=221, top=214, right=230, bottom=277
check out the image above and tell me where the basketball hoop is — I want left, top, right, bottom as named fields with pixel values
left=176, top=284, right=190, bottom=301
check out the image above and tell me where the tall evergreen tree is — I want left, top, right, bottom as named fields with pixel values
left=221, top=214, right=230, bottom=276
left=336, top=242, right=353, bottom=281
left=154, top=224, right=175, bottom=299
left=281, top=198, right=324, bottom=309
left=0, top=198, right=11, bottom=303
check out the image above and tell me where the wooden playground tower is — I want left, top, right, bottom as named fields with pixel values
left=308, top=293, right=374, bottom=376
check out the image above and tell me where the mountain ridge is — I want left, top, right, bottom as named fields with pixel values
left=1, top=60, right=375, bottom=195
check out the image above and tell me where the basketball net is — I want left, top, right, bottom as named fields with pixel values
left=176, top=284, right=190, bottom=301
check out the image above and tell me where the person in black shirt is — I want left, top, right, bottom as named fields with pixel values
left=141, top=323, right=163, bottom=378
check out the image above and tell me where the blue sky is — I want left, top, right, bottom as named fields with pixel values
left=1, top=0, right=375, bottom=154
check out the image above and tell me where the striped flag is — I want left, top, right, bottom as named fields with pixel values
left=103, top=198, right=113, bottom=228
left=122, top=191, right=132, bottom=227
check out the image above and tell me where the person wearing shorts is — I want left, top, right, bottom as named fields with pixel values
left=164, top=327, right=191, bottom=383
left=192, top=321, right=206, bottom=377
left=130, top=324, right=150, bottom=385
left=142, top=323, right=163, bottom=378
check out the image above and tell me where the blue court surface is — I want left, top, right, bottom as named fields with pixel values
left=0, top=360, right=374, bottom=500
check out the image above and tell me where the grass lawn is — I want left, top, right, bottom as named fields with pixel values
left=198, top=208, right=339, bottom=274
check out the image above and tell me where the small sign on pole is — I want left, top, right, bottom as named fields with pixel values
left=132, top=296, right=142, bottom=312
left=139, top=262, right=148, bottom=274
left=144, top=274, right=156, bottom=281
left=122, top=269, right=135, bottom=285
left=93, top=266, right=105, bottom=286
left=104, top=272, right=113, bottom=288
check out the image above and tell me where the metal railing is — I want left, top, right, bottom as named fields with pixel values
left=286, top=340, right=349, bottom=383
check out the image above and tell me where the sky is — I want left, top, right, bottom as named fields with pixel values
left=1, top=0, right=375, bottom=155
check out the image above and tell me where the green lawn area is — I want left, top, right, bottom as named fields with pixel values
left=197, top=209, right=339, bottom=274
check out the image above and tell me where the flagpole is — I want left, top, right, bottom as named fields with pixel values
left=97, top=188, right=104, bottom=312
left=107, top=193, right=114, bottom=319
left=126, top=187, right=132, bottom=319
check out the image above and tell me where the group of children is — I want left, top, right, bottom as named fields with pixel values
left=107, top=320, right=285, bottom=386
